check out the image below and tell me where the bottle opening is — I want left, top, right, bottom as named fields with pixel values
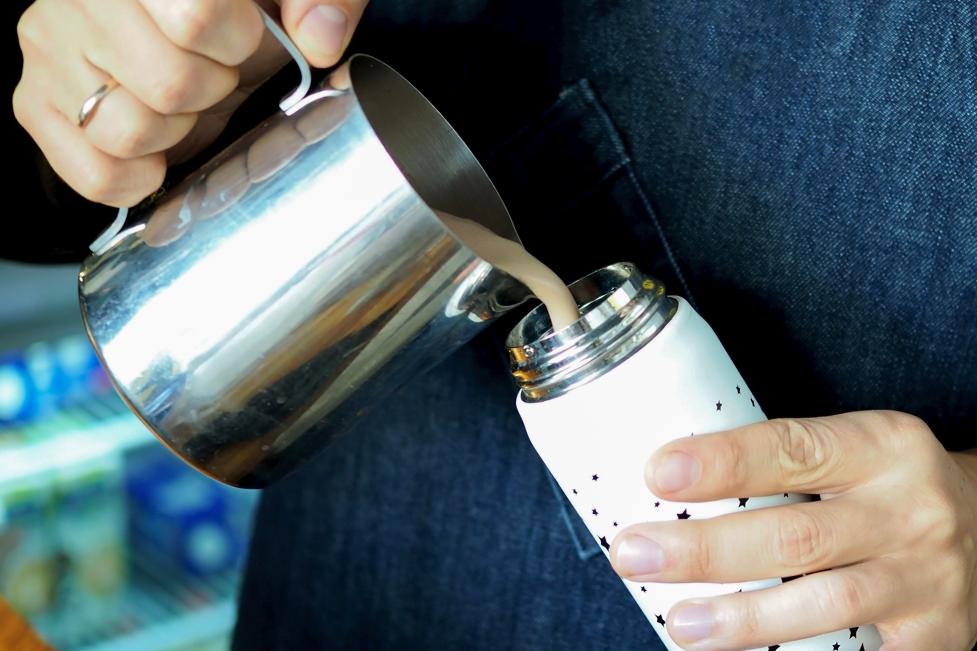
left=506, top=262, right=677, bottom=402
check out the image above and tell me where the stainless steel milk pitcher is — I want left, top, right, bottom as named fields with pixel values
left=78, top=8, right=530, bottom=488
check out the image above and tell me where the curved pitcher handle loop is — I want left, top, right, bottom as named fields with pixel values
left=89, top=5, right=314, bottom=254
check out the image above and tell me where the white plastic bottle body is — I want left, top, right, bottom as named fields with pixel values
left=516, top=297, right=881, bottom=651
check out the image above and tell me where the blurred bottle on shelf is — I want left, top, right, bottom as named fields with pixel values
left=54, top=451, right=128, bottom=624
left=0, top=471, right=59, bottom=618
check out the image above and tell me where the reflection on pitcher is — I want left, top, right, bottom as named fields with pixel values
left=140, top=78, right=353, bottom=246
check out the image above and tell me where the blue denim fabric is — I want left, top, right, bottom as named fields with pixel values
left=233, top=2, right=977, bottom=649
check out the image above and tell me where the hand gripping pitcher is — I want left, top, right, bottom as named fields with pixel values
left=506, top=263, right=882, bottom=651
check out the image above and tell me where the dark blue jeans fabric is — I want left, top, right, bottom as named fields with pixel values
left=233, top=2, right=977, bottom=649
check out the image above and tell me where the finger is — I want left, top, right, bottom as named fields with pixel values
left=47, top=58, right=196, bottom=158
left=138, top=0, right=265, bottom=66
left=15, top=92, right=165, bottom=207
left=611, top=491, right=896, bottom=583
left=646, top=411, right=915, bottom=501
left=82, top=0, right=239, bottom=115
left=279, top=0, right=370, bottom=68
left=665, top=558, right=909, bottom=651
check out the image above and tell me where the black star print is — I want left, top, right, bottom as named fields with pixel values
left=592, top=508, right=598, bottom=516
left=677, top=509, right=691, bottom=520
left=716, top=401, right=722, bottom=411
left=832, top=644, right=840, bottom=651
left=738, top=498, right=749, bottom=507
left=592, top=474, right=599, bottom=481
left=768, top=646, right=780, bottom=651
left=784, top=493, right=789, bottom=498
left=572, top=489, right=577, bottom=495
left=736, top=385, right=741, bottom=394
left=859, top=645, right=865, bottom=651
left=750, top=398, right=756, bottom=407
left=613, top=521, right=618, bottom=527
left=654, top=501, right=660, bottom=507
left=599, top=536, right=610, bottom=551
left=849, top=627, right=858, bottom=638
left=640, top=586, right=647, bottom=592
left=655, top=614, right=665, bottom=626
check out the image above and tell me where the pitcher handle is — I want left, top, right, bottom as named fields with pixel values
left=89, top=5, right=314, bottom=254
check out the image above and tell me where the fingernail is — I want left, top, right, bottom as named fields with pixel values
left=651, top=451, right=701, bottom=493
left=615, top=534, right=665, bottom=576
left=298, top=5, right=348, bottom=58
left=670, top=602, right=715, bottom=642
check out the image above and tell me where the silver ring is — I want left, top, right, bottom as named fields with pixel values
left=78, top=79, right=119, bottom=128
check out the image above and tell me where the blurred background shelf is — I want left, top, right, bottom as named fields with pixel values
left=34, top=551, right=238, bottom=651
left=0, top=260, right=257, bottom=651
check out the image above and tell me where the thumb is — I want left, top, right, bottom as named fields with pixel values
left=278, top=0, right=369, bottom=68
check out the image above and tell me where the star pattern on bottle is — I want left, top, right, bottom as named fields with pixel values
left=716, top=401, right=722, bottom=411
left=613, top=521, right=618, bottom=527
left=655, top=614, right=665, bottom=626
left=832, top=644, right=840, bottom=651
left=768, top=646, right=780, bottom=651
left=849, top=627, right=858, bottom=638
left=592, top=508, right=598, bottom=516
left=599, top=536, right=610, bottom=551
left=640, top=586, right=646, bottom=592
left=750, top=398, right=756, bottom=407
left=654, top=501, right=660, bottom=507
left=738, top=498, right=749, bottom=507
left=572, top=488, right=577, bottom=495
left=592, top=474, right=599, bottom=481
left=677, top=509, right=691, bottom=520
left=736, top=385, right=741, bottom=394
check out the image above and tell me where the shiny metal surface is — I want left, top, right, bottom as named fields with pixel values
left=79, top=55, right=530, bottom=488
left=506, top=263, right=677, bottom=402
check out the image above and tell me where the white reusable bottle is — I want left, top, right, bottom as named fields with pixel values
left=506, top=262, right=881, bottom=651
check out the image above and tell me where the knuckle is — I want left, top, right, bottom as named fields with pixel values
left=80, top=162, right=125, bottom=204
left=736, top=597, right=763, bottom=642
left=773, top=418, right=832, bottom=481
left=717, top=433, right=748, bottom=491
left=167, top=0, right=219, bottom=50
left=12, top=84, right=32, bottom=128
left=878, top=410, right=935, bottom=454
left=149, top=67, right=194, bottom=114
left=687, top=525, right=715, bottom=580
left=819, top=573, right=867, bottom=618
left=912, top=487, right=967, bottom=550
left=16, top=6, right=43, bottom=49
left=111, top=119, right=154, bottom=158
left=771, top=509, right=833, bottom=570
